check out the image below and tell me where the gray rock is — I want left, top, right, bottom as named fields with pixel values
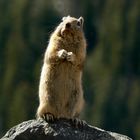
left=0, top=119, right=133, bottom=140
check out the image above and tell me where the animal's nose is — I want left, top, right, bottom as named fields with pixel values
left=66, top=23, right=71, bottom=28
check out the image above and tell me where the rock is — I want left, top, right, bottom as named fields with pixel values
left=1, top=118, right=133, bottom=140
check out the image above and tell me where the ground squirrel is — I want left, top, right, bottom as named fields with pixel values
left=37, top=16, right=87, bottom=122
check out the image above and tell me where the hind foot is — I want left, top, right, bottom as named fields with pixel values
left=42, top=113, right=55, bottom=122
left=70, top=118, right=86, bottom=128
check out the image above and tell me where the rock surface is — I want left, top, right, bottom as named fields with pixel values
left=1, top=118, right=132, bottom=140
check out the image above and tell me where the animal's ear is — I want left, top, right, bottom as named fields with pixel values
left=78, top=17, right=84, bottom=26
left=62, top=16, right=66, bottom=21
left=62, top=15, right=70, bottom=21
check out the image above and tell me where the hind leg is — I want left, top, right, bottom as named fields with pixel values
left=70, top=96, right=86, bottom=128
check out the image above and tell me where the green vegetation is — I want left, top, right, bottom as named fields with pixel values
left=0, top=0, right=139, bottom=139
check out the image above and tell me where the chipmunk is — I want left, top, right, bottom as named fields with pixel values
left=37, top=16, right=87, bottom=125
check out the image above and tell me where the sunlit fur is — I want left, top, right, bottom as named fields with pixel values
left=37, top=16, right=87, bottom=119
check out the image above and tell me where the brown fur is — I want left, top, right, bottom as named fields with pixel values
left=37, top=16, right=87, bottom=119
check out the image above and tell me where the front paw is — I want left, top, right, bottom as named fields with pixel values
left=57, top=49, right=67, bottom=59
left=67, top=52, right=75, bottom=62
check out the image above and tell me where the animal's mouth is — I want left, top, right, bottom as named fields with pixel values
left=60, top=28, right=71, bottom=36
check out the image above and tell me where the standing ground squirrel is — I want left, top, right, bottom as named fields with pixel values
left=37, top=16, right=87, bottom=123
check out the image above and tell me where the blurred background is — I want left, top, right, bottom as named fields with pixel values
left=0, top=0, right=140, bottom=139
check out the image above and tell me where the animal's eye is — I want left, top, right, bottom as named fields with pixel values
left=77, top=21, right=81, bottom=27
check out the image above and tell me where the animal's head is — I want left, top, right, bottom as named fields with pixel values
left=57, top=16, right=84, bottom=37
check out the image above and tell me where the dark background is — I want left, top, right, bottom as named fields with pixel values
left=0, top=0, right=140, bottom=139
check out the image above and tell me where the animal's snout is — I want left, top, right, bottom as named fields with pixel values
left=65, top=23, right=71, bottom=28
